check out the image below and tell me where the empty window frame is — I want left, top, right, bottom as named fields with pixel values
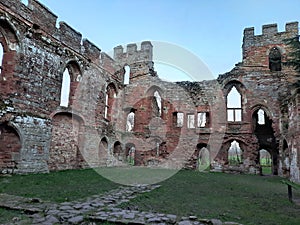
left=173, top=112, right=184, bottom=127
left=269, top=47, right=282, bottom=72
left=257, top=109, right=265, bottom=125
left=154, top=91, right=162, bottom=116
left=227, top=86, right=242, bottom=122
left=187, top=114, right=195, bottom=128
left=60, top=68, right=71, bottom=107
left=197, top=112, right=208, bottom=128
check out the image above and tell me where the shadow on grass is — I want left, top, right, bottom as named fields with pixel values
left=120, top=170, right=300, bottom=225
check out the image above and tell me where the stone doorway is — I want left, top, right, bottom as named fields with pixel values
left=197, top=146, right=210, bottom=171
left=259, top=149, right=272, bottom=175
left=0, top=123, right=21, bottom=173
left=252, top=108, right=278, bottom=175
left=49, top=113, right=84, bottom=171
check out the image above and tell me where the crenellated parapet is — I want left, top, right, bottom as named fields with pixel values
left=113, top=41, right=155, bottom=82
left=113, top=41, right=153, bottom=65
left=0, top=0, right=102, bottom=59
left=58, top=22, right=82, bottom=52
left=243, top=22, right=298, bottom=48
left=242, top=22, right=299, bottom=68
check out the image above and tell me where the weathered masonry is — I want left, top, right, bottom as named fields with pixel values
left=0, top=0, right=299, bottom=183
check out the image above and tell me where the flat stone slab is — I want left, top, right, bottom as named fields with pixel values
left=0, top=193, right=54, bottom=213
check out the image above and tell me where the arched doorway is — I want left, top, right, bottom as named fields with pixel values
left=125, top=143, right=135, bottom=165
left=228, top=140, right=243, bottom=166
left=259, top=149, right=272, bottom=175
left=49, top=113, right=84, bottom=171
left=113, top=141, right=122, bottom=161
left=252, top=108, right=278, bottom=175
left=0, top=123, right=21, bottom=173
left=192, top=143, right=210, bottom=171
left=197, top=146, right=210, bottom=171
left=99, top=137, right=108, bottom=161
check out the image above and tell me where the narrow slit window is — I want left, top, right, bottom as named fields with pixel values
left=154, top=91, right=162, bottom=116
left=0, top=43, right=3, bottom=74
left=124, top=65, right=130, bottom=85
left=187, top=114, right=195, bottom=128
left=257, top=109, right=265, bottom=125
left=126, top=111, right=135, bottom=132
left=60, top=68, right=71, bottom=107
left=104, top=93, right=108, bottom=119
left=269, top=47, right=282, bottom=72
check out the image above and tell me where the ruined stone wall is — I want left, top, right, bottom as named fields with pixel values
left=242, top=22, right=298, bottom=69
left=0, top=0, right=123, bottom=173
left=0, top=0, right=299, bottom=183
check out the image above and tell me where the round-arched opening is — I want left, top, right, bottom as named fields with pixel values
left=0, top=123, right=21, bottom=173
left=259, top=149, right=272, bottom=175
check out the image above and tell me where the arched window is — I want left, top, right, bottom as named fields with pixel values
left=60, top=68, right=71, bottom=107
left=154, top=91, right=162, bottom=116
left=227, top=86, right=242, bottom=122
left=105, top=84, right=117, bottom=120
left=257, top=109, right=265, bottom=125
left=228, top=140, right=242, bottom=165
left=269, top=47, right=282, bottom=71
left=0, top=43, right=3, bottom=74
left=126, top=110, right=135, bottom=132
left=124, top=65, right=130, bottom=85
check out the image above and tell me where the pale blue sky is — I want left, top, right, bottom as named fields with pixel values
left=38, top=0, right=300, bottom=81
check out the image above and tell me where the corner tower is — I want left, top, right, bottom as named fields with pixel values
left=113, top=41, right=155, bottom=84
left=242, top=22, right=298, bottom=71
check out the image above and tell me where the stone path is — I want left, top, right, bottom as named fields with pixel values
left=0, top=185, right=242, bottom=225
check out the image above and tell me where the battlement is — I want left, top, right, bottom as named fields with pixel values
left=0, top=0, right=105, bottom=56
left=113, top=41, right=153, bottom=65
left=1, top=0, right=57, bottom=37
left=59, top=22, right=82, bottom=51
left=243, top=22, right=299, bottom=48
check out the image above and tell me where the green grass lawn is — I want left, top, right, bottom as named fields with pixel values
left=1, top=169, right=300, bottom=225
left=120, top=170, right=300, bottom=225
left=0, top=169, right=120, bottom=203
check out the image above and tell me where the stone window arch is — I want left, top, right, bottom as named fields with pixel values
left=257, top=109, right=265, bottom=125
left=123, top=65, right=130, bottom=85
left=126, top=109, right=135, bottom=132
left=153, top=90, right=162, bottom=116
left=269, top=47, right=282, bottom=71
left=60, top=62, right=82, bottom=107
left=0, top=19, right=19, bottom=81
left=227, top=86, right=242, bottom=122
left=60, top=68, right=71, bottom=107
left=105, top=83, right=117, bottom=120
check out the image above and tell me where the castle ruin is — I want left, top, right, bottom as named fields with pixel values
left=0, top=0, right=299, bottom=183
